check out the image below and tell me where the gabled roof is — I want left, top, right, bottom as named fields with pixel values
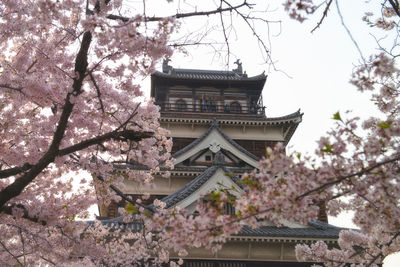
left=155, top=162, right=242, bottom=210
left=172, top=120, right=259, bottom=168
left=158, top=165, right=219, bottom=209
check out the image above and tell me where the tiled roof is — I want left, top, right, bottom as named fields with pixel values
left=162, top=110, right=302, bottom=146
left=155, top=166, right=220, bottom=209
left=150, top=164, right=242, bottom=211
left=98, top=218, right=343, bottom=240
left=172, top=119, right=259, bottom=161
left=237, top=221, right=343, bottom=239
left=152, top=69, right=266, bottom=82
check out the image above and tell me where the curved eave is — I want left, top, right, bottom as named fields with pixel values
left=230, top=236, right=338, bottom=244
left=160, top=109, right=303, bottom=125
left=161, top=110, right=303, bottom=145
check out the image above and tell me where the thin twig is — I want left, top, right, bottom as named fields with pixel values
left=219, top=1, right=231, bottom=67
left=335, top=0, right=366, bottom=64
left=89, top=73, right=105, bottom=113
left=296, top=154, right=400, bottom=200
left=221, top=0, right=272, bottom=63
left=39, top=255, right=56, bottom=266
left=311, top=0, right=333, bottom=33
left=95, top=175, right=152, bottom=213
left=106, top=1, right=250, bottom=22
left=19, top=228, right=26, bottom=266
left=0, top=239, right=23, bottom=266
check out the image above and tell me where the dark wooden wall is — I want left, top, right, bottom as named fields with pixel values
left=171, top=138, right=196, bottom=154
left=234, top=140, right=278, bottom=158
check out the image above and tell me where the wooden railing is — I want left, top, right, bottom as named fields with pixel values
left=155, top=101, right=265, bottom=116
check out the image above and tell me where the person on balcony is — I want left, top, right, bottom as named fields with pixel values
left=210, top=97, right=216, bottom=112
left=201, top=94, right=206, bottom=112
left=250, top=100, right=257, bottom=114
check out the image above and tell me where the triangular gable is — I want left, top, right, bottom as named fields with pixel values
left=173, top=121, right=259, bottom=168
left=175, top=147, right=255, bottom=170
left=159, top=166, right=327, bottom=231
left=160, top=166, right=244, bottom=212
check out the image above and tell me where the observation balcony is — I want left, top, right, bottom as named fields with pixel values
left=155, top=100, right=266, bottom=117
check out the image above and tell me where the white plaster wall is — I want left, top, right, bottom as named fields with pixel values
left=173, top=128, right=259, bottom=167
left=161, top=122, right=284, bottom=141
left=123, top=176, right=193, bottom=195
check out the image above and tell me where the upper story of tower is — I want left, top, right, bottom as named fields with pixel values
left=151, top=59, right=267, bottom=118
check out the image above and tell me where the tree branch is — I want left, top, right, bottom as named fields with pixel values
left=58, top=130, right=152, bottom=157
left=296, top=154, right=400, bottom=200
left=0, top=31, right=92, bottom=210
left=0, top=163, right=32, bottom=179
left=311, top=0, right=333, bottom=33
left=106, top=1, right=250, bottom=22
left=0, top=84, right=24, bottom=94
left=0, top=239, right=23, bottom=266
left=221, top=0, right=271, bottom=61
left=95, top=175, right=153, bottom=213
left=388, top=0, right=400, bottom=18
left=335, top=0, right=366, bottom=64
left=219, top=1, right=231, bottom=66
left=0, top=128, right=150, bottom=180
left=0, top=204, right=48, bottom=226
left=89, top=73, right=105, bottom=113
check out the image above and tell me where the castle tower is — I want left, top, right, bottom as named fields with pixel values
left=100, top=60, right=341, bottom=266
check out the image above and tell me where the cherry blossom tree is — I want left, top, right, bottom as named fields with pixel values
left=275, top=1, right=400, bottom=266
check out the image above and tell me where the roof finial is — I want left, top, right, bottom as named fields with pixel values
left=211, top=118, right=219, bottom=127
left=162, top=58, right=172, bottom=73
left=233, top=59, right=243, bottom=75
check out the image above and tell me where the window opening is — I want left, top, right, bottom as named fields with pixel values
left=230, top=101, right=241, bottom=113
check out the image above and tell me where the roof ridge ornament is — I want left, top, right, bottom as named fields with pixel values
left=162, top=58, right=172, bottom=73
left=233, top=59, right=243, bottom=75
left=211, top=118, right=219, bottom=127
